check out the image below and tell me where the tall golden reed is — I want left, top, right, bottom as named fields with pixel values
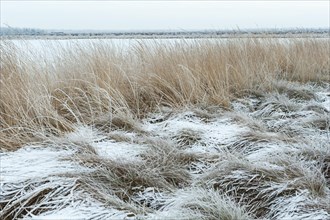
left=1, top=38, right=329, bottom=150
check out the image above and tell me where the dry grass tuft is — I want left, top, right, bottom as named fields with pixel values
left=227, top=112, right=266, bottom=132
left=200, top=151, right=328, bottom=217
left=107, top=131, right=135, bottom=143
left=302, top=114, right=330, bottom=131
left=303, top=104, right=330, bottom=114
left=158, top=187, right=252, bottom=220
left=253, top=94, right=299, bottom=117
left=141, top=138, right=201, bottom=185
left=272, top=80, right=316, bottom=100
left=226, top=130, right=296, bottom=154
left=173, top=128, right=202, bottom=148
left=69, top=138, right=202, bottom=213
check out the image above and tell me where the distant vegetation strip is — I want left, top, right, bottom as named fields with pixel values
left=1, top=27, right=329, bottom=39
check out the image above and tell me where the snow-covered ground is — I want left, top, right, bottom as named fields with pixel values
left=1, top=82, right=329, bottom=219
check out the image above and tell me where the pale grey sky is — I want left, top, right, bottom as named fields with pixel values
left=1, top=1, right=329, bottom=30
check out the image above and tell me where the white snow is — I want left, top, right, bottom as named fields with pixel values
left=26, top=196, right=135, bottom=220
left=144, top=111, right=247, bottom=154
left=92, top=140, right=146, bottom=162
left=0, top=145, right=77, bottom=183
left=65, top=125, right=107, bottom=144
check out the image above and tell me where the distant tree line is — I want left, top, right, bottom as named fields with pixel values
left=0, top=27, right=46, bottom=36
left=1, top=26, right=329, bottom=37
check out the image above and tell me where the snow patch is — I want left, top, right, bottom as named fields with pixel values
left=0, top=146, right=77, bottom=183
left=92, top=140, right=146, bottom=162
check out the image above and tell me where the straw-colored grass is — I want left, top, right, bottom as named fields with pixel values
left=1, top=38, right=329, bottom=151
left=1, top=36, right=329, bottom=219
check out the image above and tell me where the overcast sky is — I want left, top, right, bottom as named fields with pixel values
left=1, top=1, right=329, bottom=30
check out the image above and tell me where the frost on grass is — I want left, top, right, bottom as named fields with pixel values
left=144, top=110, right=247, bottom=154
left=1, top=81, right=329, bottom=219
left=1, top=177, right=77, bottom=219
left=0, top=141, right=142, bottom=219
left=154, top=188, right=252, bottom=220
left=0, top=145, right=77, bottom=183
left=0, top=146, right=79, bottom=219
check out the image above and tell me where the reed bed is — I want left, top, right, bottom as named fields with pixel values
left=1, top=38, right=329, bottom=151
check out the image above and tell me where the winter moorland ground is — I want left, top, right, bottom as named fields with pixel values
left=1, top=80, right=329, bottom=219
